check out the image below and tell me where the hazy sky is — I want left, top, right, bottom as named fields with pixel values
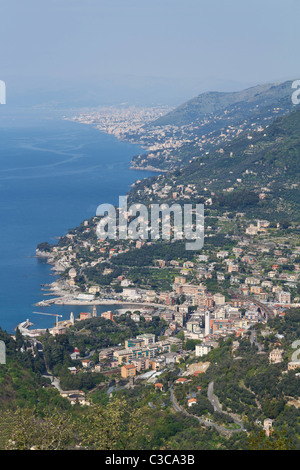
left=1, top=0, right=299, bottom=105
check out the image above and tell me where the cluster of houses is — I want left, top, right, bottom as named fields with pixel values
left=99, top=333, right=184, bottom=377
left=269, top=346, right=300, bottom=372
left=38, top=208, right=299, bottom=322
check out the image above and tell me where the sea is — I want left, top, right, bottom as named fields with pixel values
left=0, top=108, right=152, bottom=332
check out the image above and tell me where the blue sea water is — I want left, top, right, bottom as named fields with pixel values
left=0, top=110, right=152, bottom=332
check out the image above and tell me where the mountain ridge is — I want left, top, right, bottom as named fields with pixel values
left=129, top=79, right=299, bottom=171
left=152, top=80, right=297, bottom=127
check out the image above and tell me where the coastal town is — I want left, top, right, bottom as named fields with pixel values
left=28, top=204, right=300, bottom=427
left=21, top=90, right=299, bottom=445
left=67, top=105, right=264, bottom=172
left=67, top=85, right=295, bottom=173
left=1, top=0, right=300, bottom=452
left=7, top=99, right=298, bottom=448
left=35, top=212, right=299, bottom=313
left=3, top=98, right=300, bottom=450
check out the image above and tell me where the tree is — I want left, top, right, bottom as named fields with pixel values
left=0, top=408, right=76, bottom=450
left=183, top=339, right=202, bottom=351
left=15, top=327, right=23, bottom=351
left=176, top=331, right=185, bottom=341
left=248, top=429, right=295, bottom=450
left=81, top=397, right=149, bottom=450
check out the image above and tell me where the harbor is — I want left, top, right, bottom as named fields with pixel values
left=17, top=319, right=47, bottom=337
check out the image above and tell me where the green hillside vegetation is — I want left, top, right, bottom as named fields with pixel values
left=179, top=108, right=300, bottom=219
left=1, top=306, right=299, bottom=450
left=0, top=328, right=65, bottom=409
left=153, top=81, right=296, bottom=127
left=130, top=108, right=300, bottom=223
left=130, top=81, right=299, bottom=171
left=179, top=107, right=300, bottom=183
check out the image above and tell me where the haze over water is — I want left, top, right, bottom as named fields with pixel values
left=0, top=110, right=152, bottom=332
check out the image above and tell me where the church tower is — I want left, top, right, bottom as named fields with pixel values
left=205, top=311, right=211, bottom=337
left=93, top=305, right=97, bottom=317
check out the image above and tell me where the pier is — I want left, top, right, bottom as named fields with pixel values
left=17, top=319, right=47, bottom=337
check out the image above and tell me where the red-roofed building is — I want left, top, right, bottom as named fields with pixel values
left=101, top=311, right=114, bottom=321
left=175, top=378, right=188, bottom=384
left=155, top=383, right=163, bottom=391
left=236, top=329, right=245, bottom=338
left=80, top=312, right=91, bottom=321
left=187, top=398, right=197, bottom=407
left=121, top=364, right=136, bottom=378
left=81, top=359, right=91, bottom=368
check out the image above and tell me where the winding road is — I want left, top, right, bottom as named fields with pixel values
left=207, top=381, right=245, bottom=432
left=170, top=387, right=244, bottom=436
